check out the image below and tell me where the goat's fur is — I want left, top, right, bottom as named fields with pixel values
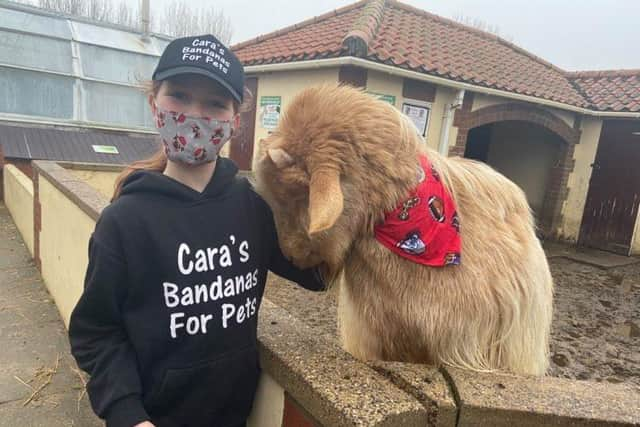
left=254, top=83, right=554, bottom=376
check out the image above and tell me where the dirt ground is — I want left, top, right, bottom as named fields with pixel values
left=548, top=258, right=640, bottom=386
left=265, top=256, right=640, bottom=387
left=0, top=203, right=101, bottom=426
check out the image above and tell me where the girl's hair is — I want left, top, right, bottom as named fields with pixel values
left=111, top=79, right=253, bottom=201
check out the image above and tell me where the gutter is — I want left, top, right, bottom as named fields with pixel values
left=244, top=57, right=640, bottom=119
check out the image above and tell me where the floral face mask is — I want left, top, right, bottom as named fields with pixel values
left=154, top=106, right=234, bottom=165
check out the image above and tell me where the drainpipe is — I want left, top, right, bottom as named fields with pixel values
left=140, top=0, right=150, bottom=40
left=438, top=89, right=465, bottom=156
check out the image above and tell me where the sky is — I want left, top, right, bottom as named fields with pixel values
left=147, top=0, right=638, bottom=72
left=18, top=0, right=639, bottom=71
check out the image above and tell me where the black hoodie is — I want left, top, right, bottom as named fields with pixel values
left=69, top=158, right=323, bottom=427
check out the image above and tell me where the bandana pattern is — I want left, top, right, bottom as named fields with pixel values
left=374, top=155, right=461, bottom=267
left=154, top=107, right=233, bottom=165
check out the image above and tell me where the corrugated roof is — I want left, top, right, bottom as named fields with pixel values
left=233, top=0, right=640, bottom=113
left=0, top=123, right=159, bottom=164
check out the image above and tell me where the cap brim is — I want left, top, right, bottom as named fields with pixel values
left=153, top=66, right=243, bottom=103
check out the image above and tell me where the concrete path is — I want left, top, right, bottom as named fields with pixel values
left=0, top=202, right=101, bottom=427
left=544, top=240, right=640, bottom=269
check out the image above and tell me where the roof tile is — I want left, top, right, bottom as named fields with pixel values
left=569, top=70, right=640, bottom=112
left=233, top=0, right=640, bottom=112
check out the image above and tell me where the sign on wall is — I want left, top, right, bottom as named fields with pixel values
left=401, top=102, right=431, bottom=137
left=92, top=145, right=119, bottom=154
left=259, top=96, right=281, bottom=129
left=367, top=91, right=396, bottom=106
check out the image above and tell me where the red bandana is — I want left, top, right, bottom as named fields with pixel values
left=374, top=155, right=461, bottom=267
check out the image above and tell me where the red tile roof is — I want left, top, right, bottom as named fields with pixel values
left=568, top=70, right=640, bottom=112
left=233, top=0, right=640, bottom=113
left=232, top=2, right=362, bottom=64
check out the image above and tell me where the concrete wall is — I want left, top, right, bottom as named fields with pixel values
left=67, top=169, right=120, bottom=201
left=250, top=69, right=452, bottom=163
left=16, top=160, right=640, bottom=426
left=3, top=165, right=34, bottom=255
left=366, top=70, right=441, bottom=150
left=545, top=106, right=576, bottom=129
left=365, top=69, right=403, bottom=107
left=487, top=121, right=562, bottom=215
left=429, top=86, right=459, bottom=152
left=247, top=371, right=285, bottom=427
left=632, top=208, right=640, bottom=256
left=472, top=93, right=576, bottom=128
left=558, top=117, right=602, bottom=241
left=38, top=175, right=97, bottom=327
left=472, top=93, right=508, bottom=112
left=251, top=68, right=340, bottom=167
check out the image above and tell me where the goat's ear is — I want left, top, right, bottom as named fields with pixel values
left=267, top=148, right=294, bottom=169
left=308, top=167, right=343, bottom=235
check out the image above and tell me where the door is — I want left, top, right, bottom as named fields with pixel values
left=229, top=77, right=258, bottom=170
left=579, top=119, right=640, bottom=255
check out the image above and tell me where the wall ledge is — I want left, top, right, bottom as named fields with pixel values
left=33, top=161, right=108, bottom=221
left=33, top=160, right=640, bottom=426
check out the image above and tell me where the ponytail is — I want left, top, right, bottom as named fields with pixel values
left=112, top=147, right=167, bottom=201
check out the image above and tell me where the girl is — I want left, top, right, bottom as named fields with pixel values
left=68, top=34, right=324, bottom=427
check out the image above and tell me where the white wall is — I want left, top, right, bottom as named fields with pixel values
left=3, top=165, right=34, bottom=255
left=251, top=68, right=340, bottom=168
left=486, top=121, right=562, bottom=216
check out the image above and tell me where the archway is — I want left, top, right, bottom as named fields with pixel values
left=451, top=100, right=581, bottom=236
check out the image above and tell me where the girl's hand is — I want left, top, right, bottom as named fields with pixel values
left=134, top=422, right=155, bottom=427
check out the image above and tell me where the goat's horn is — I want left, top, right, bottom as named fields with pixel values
left=267, top=148, right=294, bottom=168
left=308, top=167, right=343, bottom=235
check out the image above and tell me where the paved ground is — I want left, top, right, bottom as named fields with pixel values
left=0, top=203, right=101, bottom=427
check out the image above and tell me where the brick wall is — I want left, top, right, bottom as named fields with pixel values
left=449, top=91, right=476, bottom=157
left=450, top=95, right=581, bottom=237
left=1, top=154, right=34, bottom=203
left=0, top=144, right=4, bottom=201
left=33, top=166, right=41, bottom=270
left=0, top=156, right=38, bottom=266
left=9, top=159, right=34, bottom=180
left=282, top=393, right=320, bottom=427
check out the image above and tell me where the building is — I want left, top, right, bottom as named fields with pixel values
left=230, top=0, right=640, bottom=255
left=1, top=0, right=639, bottom=255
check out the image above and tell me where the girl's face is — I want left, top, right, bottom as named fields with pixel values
left=150, top=74, right=240, bottom=128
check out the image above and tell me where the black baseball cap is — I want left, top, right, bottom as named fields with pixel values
left=152, top=34, right=244, bottom=103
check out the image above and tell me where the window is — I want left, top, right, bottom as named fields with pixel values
left=0, top=30, right=72, bottom=73
left=79, top=44, right=158, bottom=84
left=0, top=7, right=71, bottom=39
left=0, top=67, right=73, bottom=118
left=84, top=80, right=153, bottom=127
